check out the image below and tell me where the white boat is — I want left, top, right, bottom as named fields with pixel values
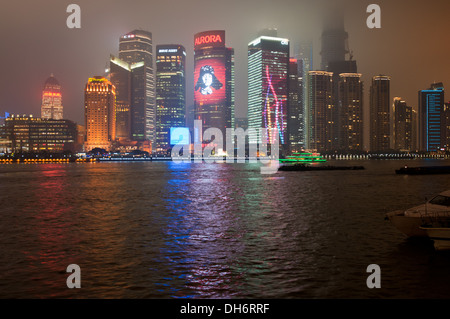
left=385, top=190, right=450, bottom=237
left=419, top=225, right=450, bottom=251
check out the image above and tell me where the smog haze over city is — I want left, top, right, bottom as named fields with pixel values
left=1, top=0, right=449, bottom=149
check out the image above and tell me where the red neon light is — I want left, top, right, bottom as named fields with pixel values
left=195, top=34, right=223, bottom=46
left=43, top=92, right=61, bottom=97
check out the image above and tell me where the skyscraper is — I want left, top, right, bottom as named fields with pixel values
left=287, top=58, right=304, bottom=152
left=307, top=71, right=333, bottom=152
left=418, top=83, right=444, bottom=152
left=320, top=9, right=349, bottom=71
left=370, top=75, right=391, bottom=152
left=84, top=77, right=116, bottom=151
left=296, top=41, right=313, bottom=149
left=155, top=45, right=186, bottom=152
left=338, top=73, right=363, bottom=151
left=443, top=102, right=450, bottom=150
left=392, top=97, right=413, bottom=151
left=110, top=55, right=131, bottom=141
left=321, top=11, right=357, bottom=151
left=194, top=30, right=234, bottom=146
left=41, top=74, right=63, bottom=120
left=248, top=35, right=289, bottom=145
left=119, top=30, right=155, bottom=143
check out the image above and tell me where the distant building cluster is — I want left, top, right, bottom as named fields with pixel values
left=1, top=17, right=450, bottom=156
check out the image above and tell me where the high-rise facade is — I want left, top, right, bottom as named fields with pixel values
left=338, top=73, right=363, bottom=151
left=41, top=74, right=63, bottom=120
left=110, top=55, right=131, bottom=141
left=155, top=45, right=186, bottom=152
left=84, top=77, right=116, bottom=151
left=370, top=75, right=391, bottom=152
left=320, top=11, right=357, bottom=151
left=296, top=41, right=313, bottom=149
left=307, top=71, right=333, bottom=152
left=194, top=30, right=234, bottom=146
left=443, top=102, right=450, bottom=150
left=119, top=30, right=155, bottom=143
left=392, top=97, right=413, bottom=151
left=320, top=9, right=349, bottom=72
left=418, top=83, right=444, bottom=152
left=287, top=58, right=304, bottom=152
left=248, top=35, right=289, bottom=145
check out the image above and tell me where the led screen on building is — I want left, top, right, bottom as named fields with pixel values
left=170, top=127, right=190, bottom=145
left=194, top=58, right=226, bottom=106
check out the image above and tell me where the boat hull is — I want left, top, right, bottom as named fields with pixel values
left=420, top=227, right=450, bottom=250
left=385, top=210, right=429, bottom=237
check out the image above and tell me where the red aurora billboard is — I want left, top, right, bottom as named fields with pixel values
left=194, top=58, right=226, bottom=106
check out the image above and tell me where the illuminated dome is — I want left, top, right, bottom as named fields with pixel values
left=43, top=74, right=61, bottom=92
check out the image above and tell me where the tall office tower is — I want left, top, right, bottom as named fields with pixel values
left=41, top=74, right=63, bottom=120
left=392, top=97, right=413, bottom=151
left=412, top=109, right=418, bottom=151
left=248, top=35, right=289, bottom=145
left=442, top=102, right=450, bottom=150
left=110, top=55, right=131, bottom=141
left=418, top=83, right=444, bottom=152
left=287, top=58, right=304, bottom=152
left=320, top=8, right=348, bottom=71
left=296, top=41, right=313, bottom=149
left=307, top=71, right=333, bottom=152
left=119, top=30, right=155, bottom=143
left=155, top=45, right=186, bottom=152
left=194, top=30, right=234, bottom=146
left=84, top=77, right=116, bottom=152
left=338, top=73, right=363, bottom=151
left=320, top=9, right=357, bottom=150
left=370, top=75, right=391, bottom=152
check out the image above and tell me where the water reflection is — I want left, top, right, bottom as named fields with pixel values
left=1, top=159, right=450, bottom=298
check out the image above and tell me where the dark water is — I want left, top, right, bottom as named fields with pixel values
left=1, top=159, right=450, bottom=299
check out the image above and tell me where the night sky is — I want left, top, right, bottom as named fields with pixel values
left=1, top=0, right=449, bottom=149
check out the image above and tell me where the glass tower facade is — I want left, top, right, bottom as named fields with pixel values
left=155, top=45, right=186, bottom=153
left=248, top=36, right=289, bottom=145
left=419, top=83, right=444, bottom=152
left=119, top=30, right=155, bottom=143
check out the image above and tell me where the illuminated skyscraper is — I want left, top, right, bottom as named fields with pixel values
left=392, top=97, right=412, bottom=151
left=41, top=74, right=63, bottom=120
left=287, top=58, right=304, bottom=151
left=443, top=102, right=450, bottom=150
left=119, top=30, right=155, bottom=143
left=84, top=77, right=116, bottom=151
left=248, top=35, right=289, bottom=145
left=110, top=55, right=131, bottom=141
left=418, top=83, right=444, bottom=152
left=338, top=73, right=363, bottom=151
left=307, top=71, right=333, bottom=152
left=194, top=30, right=234, bottom=146
left=296, top=41, right=313, bottom=149
left=155, top=45, right=186, bottom=152
left=370, top=75, right=391, bottom=152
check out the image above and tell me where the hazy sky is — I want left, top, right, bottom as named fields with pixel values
left=1, top=0, right=449, bottom=148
